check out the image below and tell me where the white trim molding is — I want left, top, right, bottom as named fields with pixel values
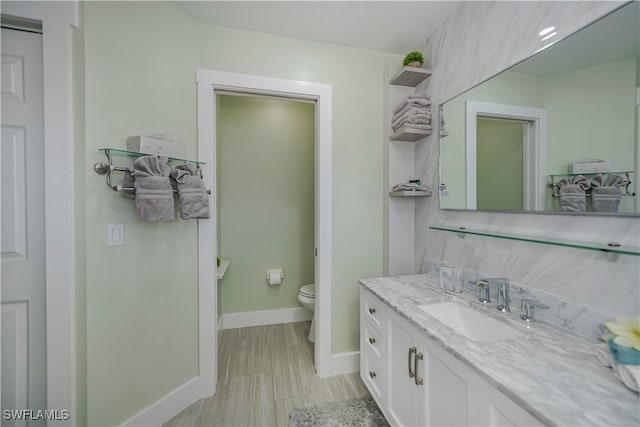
left=465, top=101, right=547, bottom=211
left=119, top=377, right=200, bottom=427
left=196, top=68, right=333, bottom=400
left=331, top=351, right=360, bottom=376
left=1, top=3, right=78, bottom=424
left=221, top=307, right=313, bottom=330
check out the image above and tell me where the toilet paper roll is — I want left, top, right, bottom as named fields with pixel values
left=268, top=271, right=282, bottom=286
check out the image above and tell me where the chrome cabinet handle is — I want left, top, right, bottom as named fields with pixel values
left=369, top=307, right=376, bottom=315
left=414, top=351, right=424, bottom=386
left=408, top=346, right=416, bottom=378
left=369, top=370, right=376, bottom=379
left=369, top=337, right=376, bottom=344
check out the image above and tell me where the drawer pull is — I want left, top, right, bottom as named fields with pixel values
left=369, top=370, right=376, bottom=379
left=369, top=337, right=376, bottom=345
left=408, top=346, right=416, bottom=378
left=369, top=307, right=376, bottom=315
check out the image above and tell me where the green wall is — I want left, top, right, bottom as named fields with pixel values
left=81, top=1, right=400, bottom=424
left=84, top=3, right=200, bottom=425
left=476, top=118, right=524, bottom=211
left=218, top=96, right=315, bottom=313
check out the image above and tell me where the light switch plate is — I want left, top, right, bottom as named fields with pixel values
left=107, top=224, right=124, bottom=247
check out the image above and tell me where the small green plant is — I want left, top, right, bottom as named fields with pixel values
left=403, top=51, right=424, bottom=67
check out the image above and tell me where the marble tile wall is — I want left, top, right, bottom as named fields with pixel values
left=413, top=1, right=639, bottom=329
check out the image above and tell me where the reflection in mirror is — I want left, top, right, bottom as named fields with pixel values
left=439, top=2, right=639, bottom=215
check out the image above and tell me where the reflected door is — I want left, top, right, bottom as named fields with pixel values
left=476, top=118, right=525, bottom=211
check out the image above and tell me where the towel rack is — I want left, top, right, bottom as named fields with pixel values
left=547, top=171, right=636, bottom=198
left=93, top=148, right=210, bottom=194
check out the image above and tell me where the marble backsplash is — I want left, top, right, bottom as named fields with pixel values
left=412, top=1, right=639, bottom=320
left=425, top=260, right=618, bottom=341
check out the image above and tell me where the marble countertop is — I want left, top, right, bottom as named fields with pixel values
left=359, top=274, right=640, bottom=427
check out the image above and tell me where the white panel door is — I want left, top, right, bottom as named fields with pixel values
left=1, top=27, right=46, bottom=425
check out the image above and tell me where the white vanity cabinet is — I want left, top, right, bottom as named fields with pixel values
left=387, top=306, right=478, bottom=427
left=360, top=287, right=544, bottom=427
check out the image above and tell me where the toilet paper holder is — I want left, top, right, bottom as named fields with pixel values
left=266, top=269, right=284, bottom=286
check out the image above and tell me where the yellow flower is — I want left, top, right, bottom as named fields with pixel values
left=605, top=316, right=640, bottom=351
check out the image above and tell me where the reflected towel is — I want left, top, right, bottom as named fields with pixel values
left=557, top=175, right=589, bottom=212
left=592, top=187, right=622, bottom=212
left=132, top=156, right=174, bottom=222
left=590, top=174, right=627, bottom=212
left=171, top=163, right=210, bottom=220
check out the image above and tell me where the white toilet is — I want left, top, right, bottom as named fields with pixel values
left=297, top=283, right=316, bottom=343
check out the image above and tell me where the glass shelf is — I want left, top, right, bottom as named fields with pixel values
left=99, top=148, right=206, bottom=165
left=429, top=225, right=640, bottom=256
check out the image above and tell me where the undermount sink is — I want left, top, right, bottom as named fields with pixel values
left=418, top=301, right=524, bottom=342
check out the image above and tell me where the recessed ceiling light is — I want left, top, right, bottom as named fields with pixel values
left=538, top=26, right=556, bottom=36
left=541, top=31, right=557, bottom=41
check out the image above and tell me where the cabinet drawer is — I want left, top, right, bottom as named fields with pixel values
left=361, top=288, right=386, bottom=334
left=361, top=350, right=385, bottom=403
left=362, top=320, right=385, bottom=362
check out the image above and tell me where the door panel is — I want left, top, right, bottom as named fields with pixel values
left=1, top=27, right=46, bottom=423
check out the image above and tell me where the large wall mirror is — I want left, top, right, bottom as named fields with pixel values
left=439, top=2, right=639, bottom=216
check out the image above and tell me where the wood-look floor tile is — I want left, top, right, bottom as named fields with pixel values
left=163, top=321, right=373, bottom=427
left=221, top=374, right=276, bottom=427
left=274, top=397, right=310, bottom=427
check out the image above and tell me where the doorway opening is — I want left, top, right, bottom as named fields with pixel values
left=196, top=69, right=333, bottom=398
left=215, top=91, right=316, bottom=354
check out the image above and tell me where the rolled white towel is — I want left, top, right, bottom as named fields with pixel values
left=617, top=363, right=640, bottom=392
left=594, top=343, right=613, bottom=367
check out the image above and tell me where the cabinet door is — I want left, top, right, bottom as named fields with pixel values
left=421, top=338, right=478, bottom=426
left=387, top=312, right=424, bottom=427
left=477, top=380, right=543, bottom=426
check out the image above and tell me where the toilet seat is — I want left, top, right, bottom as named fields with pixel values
left=299, top=284, right=315, bottom=298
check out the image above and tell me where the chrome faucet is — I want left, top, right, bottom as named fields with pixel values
left=474, top=279, right=491, bottom=304
left=496, top=280, right=510, bottom=313
left=471, top=277, right=510, bottom=311
left=520, top=299, right=550, bottom=322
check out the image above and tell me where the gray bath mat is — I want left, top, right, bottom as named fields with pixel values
left=289, top=398, right=389, bottom=427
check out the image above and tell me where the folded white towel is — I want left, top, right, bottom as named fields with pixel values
left=393, top=97, right=431, bottom=114
left=594, top=344, right=613, bottom=367
left=392, top=105, right=431, bottom=122
left=393, top=114, right=431, bottom=131
left=615, top=362, right=640, bottom=392
left=399, top=123, right=432, bottom=131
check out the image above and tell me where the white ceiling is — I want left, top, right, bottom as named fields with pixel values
left=171, top=1, right=461, bottom=55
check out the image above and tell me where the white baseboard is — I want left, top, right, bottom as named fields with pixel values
left=331, top=351, right=360, bottom=376
left=217, top=315, right=223, bottom=345
left=221, top=307, right=312, bottom=329
left=119, top=377, right=200, bottom=427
